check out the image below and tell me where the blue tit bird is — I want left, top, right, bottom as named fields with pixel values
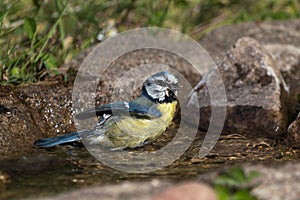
left=34, top=71, right=178, bottom=149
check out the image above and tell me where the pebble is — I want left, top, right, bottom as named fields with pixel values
left=153, top=182, right=217, bottom=200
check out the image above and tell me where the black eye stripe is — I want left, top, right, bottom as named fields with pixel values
left=142, top=71, right=178, bottom=103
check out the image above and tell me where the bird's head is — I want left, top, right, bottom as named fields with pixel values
left=142, top=71, right=178, bottom=103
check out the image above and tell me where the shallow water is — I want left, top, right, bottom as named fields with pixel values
left=1, top=127, right=299, bottom=200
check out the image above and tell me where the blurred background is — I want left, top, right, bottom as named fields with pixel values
left=0, top=0, right=299, bottom=85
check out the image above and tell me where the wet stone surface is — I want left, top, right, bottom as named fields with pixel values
left=265, top=43, right=300, bottom=120
left=1, top=126, right=300, bottom=199
left=199, top=19, right=300, bottom=62
left=288, top=112, right=300, bottom=148
left=0, top=77, right=75, bottom=160
left=245, top=162, right=300, bottom=200
left=188, top=37, right=289, bottom=137
left=74, top=48, right=202, bottom=114
left=199, top=19, right=300, bottom=147
left=0, top=48, right=202, bottom=160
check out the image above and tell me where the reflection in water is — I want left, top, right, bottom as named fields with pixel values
left=1, top=126, right=299, bottom=199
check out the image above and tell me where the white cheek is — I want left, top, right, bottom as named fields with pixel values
left=165, top=90, right=169, bottom=97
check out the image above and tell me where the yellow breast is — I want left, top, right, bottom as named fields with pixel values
left=105, top=102, right=177, bottom=148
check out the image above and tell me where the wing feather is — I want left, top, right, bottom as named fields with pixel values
left=76, top=101, right=161, bottom=120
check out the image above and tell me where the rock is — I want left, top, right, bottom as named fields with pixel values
left=200, top=19, right=300, bottom=63
left=35, top=180, right=171, bottom=200
left=153, top=182, right=217, bottom=200
left=0, top=153, right=73, bottom=176
left=0, top=170, right=11, bottom=185
left=245, top=162, right=300, bottom=200
left=265, top=44, right=300, bottom=84
left=264, top=44, right=300, bottom=118
left=34, top=181, right=217, bottom=200
left=0, top=77, right=74, bottom=159
left=200, top=20, right=300, bottom=122
left=198, top=162, right=300, bottom=200
left=187, top=37, right=289, bottom=137
left=287, top=112, right=300, bottom=148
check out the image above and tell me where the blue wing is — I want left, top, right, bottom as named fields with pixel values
left=76, top=100, right=162, bottom=120
left=34, top=99, right=162, bottom=148
left=34, top=131, right=81, bottom=147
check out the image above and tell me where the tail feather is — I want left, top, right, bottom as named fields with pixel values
left=34, top=131, right=82, bottom=147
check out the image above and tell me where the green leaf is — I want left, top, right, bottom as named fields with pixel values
left=44, top=54, right=58, bottom=70
left=246, top=171, right=260, bottom=182
left=229, top=167, right=247, bottom=183
left=20, top=65, right=27, bottom=76
left=34, top=0, right=68, bottom=63
left=215, top=168, right=260, bottom=188
left=214, top=185, right=231, bottom=200
left=0, top=9, right=9, bottom=35
left=215, top=174, right=241, bottom=187
left=23, top=18, right=36, bottom=40
left=233, top=189, right=257, bottom=200
left=11, top=67, right=20, bottom=78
